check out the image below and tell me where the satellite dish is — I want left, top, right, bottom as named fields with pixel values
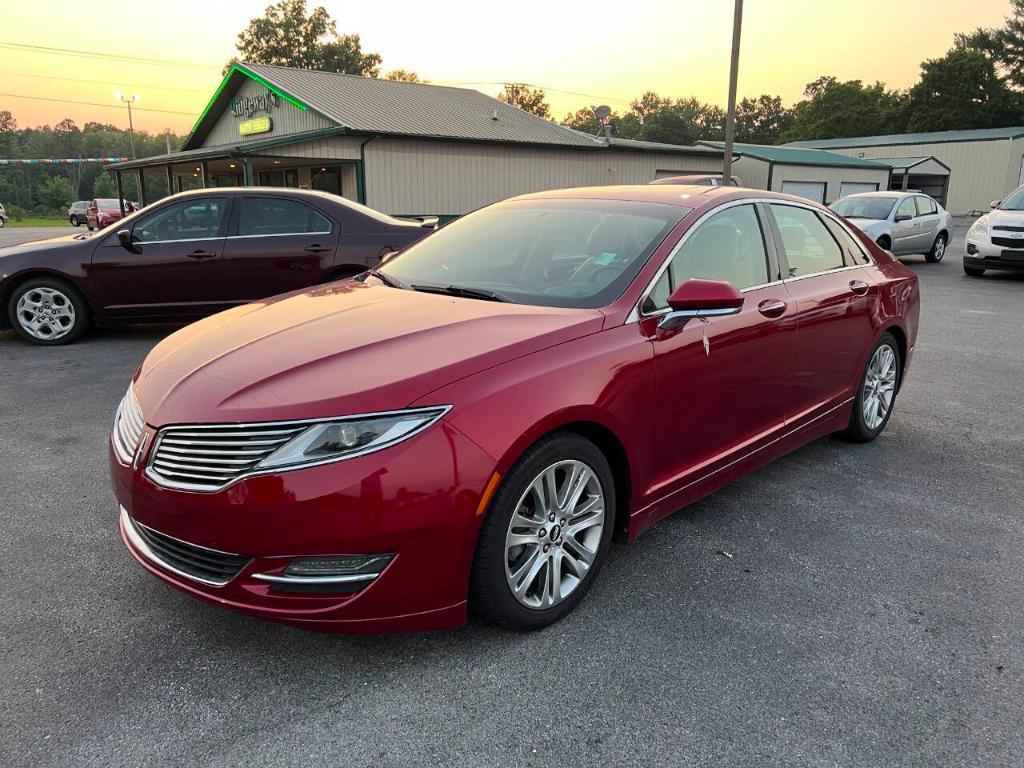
left=593, top=105, right=612, bottom=121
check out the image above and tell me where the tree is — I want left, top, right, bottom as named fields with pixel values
left=735, top=95, right=793, bottom=145
left=36, top=177, right=73, bottom=213
left=903, top=46, right=1024, bottom=132
left=497, top=84, right=550, bottom=118
left=92, top=173, right=117, bottom=199
left=785, top=76, right=904, bottom=141
left=233, top=0, right=381, bottom=75
left=563, top=107, right=619, bottom=135
left=384, top=69, right=424, bottom=83
left=958, top=0, right=1024, bottom=90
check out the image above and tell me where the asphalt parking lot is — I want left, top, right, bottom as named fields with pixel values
left=2, top=226, right=1022, bottom=768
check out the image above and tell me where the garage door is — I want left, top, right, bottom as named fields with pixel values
left=839, top=182, right=878, bottom=198
left=781, top=181, right=826, bottom=203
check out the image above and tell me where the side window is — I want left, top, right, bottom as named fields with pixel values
left=896, top=198, right=917, bottom=220
left=643, top=204, right=770, bottom=312
left=237, top=198, right=332, bottom=236
left=769, top=204, right=845, bottom=277
left=824, top=217, right=871, bottom=265
left=132, top=198, right=227, bottom=243
left=914, top=196, right=937, bottom=216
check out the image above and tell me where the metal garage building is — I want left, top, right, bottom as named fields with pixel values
left=698, top=141, right=891, bottom=204
left=787, top=127, right=1024, bottom=214
left=108, top=63, right=727, bottom=220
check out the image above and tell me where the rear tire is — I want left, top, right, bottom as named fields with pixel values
left=924, top=233, right=946, bottom=263
left=837, top=332, right=900, bottom=443
left=964, top=266, right=985, bottom=277
left=7, top=277, right=90, bottom=346
left=70, top=215, right=80, bottom=227
left=470, top=432, right=615, bottom=630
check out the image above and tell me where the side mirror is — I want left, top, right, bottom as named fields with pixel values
left=659, top=278, right=744, bottom=330
left=379, top=247, right=400, bottom=264
left=990, top=200, right=1001, bottom=209
left=116, top=228, right=141, bottom=253
left=894, top=213, right=912, bottom=222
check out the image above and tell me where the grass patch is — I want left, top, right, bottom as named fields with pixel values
left=5, top=218, right=71, bottom=228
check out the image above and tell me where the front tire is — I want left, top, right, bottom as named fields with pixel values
left=7, top=277, right=90, bottom=345
left=70, top=215, right=80, bottom=227
left=837, top=332, right=900, bottom=443
left=470, top=432, right=615, bottom=630
left=925, top=233, right=946, bottom=263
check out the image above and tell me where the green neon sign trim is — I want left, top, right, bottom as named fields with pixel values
left=191, top=64, right=309, bottom=133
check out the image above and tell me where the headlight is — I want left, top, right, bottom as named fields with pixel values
left=255, top=406, right=450, bottom=471
left=969, top=216, right=989, bottom=237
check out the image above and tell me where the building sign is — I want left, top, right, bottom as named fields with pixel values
left=230, top=89, right=280, bottom=118
left=238, top=116, right=273, bottom=136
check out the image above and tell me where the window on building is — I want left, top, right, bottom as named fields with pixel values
left=770, top=204, right=845, bottom=277
left=237, top=198, right=332, bottom=236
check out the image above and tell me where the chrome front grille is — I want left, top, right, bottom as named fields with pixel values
left=148, top=422, right=308, bottom=492
left=112, top=387, right=145, bottom=464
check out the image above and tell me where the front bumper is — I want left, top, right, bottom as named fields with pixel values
left=964, top=237, right=1024, bottom=272
left=111, top=421, right=497, bottom=633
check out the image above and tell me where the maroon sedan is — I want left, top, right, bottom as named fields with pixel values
left=110, top=185, right=919, bottom=633
left=0, top=188, right=432, bottom=345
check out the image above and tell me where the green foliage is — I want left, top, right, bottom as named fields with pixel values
left=36, top=177, right=73, bottom=213
left=384, top=69, right=424, bottom=83
left=903, top=46, right=1024, bottom=132
left=92, top=173, right=117, bottom=199
left=735, top=95, right=794, bottom=144
left=958, top=0, right=1024, bottom=90
left=785, top=77, right=904, bottom=142
left=232, top=0, right=381, bottom=76
left=496, top=84, right=551, bottom=118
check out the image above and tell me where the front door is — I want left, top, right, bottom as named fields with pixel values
left=890, top=196, right=919, bottom=254
left=90, top=196, right=232, bottom=320
left=912, top=195, right=940, bottom=250
left=640, top=202, right=799, bottom=497
left=766, top=202, right=879, bottom=426
left=218, top=195, right=340, bottom=303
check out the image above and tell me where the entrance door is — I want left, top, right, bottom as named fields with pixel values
left=90, top=196, right=232, bottom=319
left=640, top=202, right=798, bottom=494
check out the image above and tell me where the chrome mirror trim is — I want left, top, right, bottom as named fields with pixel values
left=657, top=305, right=741, bottom=330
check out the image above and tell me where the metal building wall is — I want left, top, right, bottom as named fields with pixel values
left=361, top=138, right=723, bottom=216
left=768, top=164, right=890, bottom=204
left=825, top=141, right=1017, bottom=214
left=204, top=78, right=334, bottom=147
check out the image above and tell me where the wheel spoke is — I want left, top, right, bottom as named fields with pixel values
left=510, top=548, right=544, bottom=597
left=563, top=465, right=592, bottom=513
left=566, top=508, right=602, bottom=537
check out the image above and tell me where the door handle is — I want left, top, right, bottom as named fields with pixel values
left=849, top=280, right=869, bottom=295
left=304, top=244, right=331, bottom=253
left=187, top=250, right=216, bottom=259
left=757, top=298, right=787, bottom=318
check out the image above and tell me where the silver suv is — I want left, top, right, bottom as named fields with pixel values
left=830, top=191, right=951, bottom=263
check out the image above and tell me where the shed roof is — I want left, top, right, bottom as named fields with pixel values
left=698, top=141, right=887, bottom=168
left=866, top=155, right=951, bottom=174
left=785, top=127, right=1024, bottom=149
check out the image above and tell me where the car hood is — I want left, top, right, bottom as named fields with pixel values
left=135, top=281, right=605, bottom=426
left=845, top=218, right=887, bottom=233
left=986, top=209, right=1024, bottom=229
left=0, top=232, right=96, bottom=261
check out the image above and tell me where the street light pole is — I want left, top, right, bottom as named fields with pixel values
left=722, top=0, right=744, bottom=184
left=116, top=92, right=139, bottom=160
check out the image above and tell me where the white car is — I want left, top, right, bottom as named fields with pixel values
left=830, top=191, right=951, bottom=263
left=964, top=186, right=1024, bottom=277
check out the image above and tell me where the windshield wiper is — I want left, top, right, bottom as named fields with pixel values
left=410, top=284, right=515, bottom=303
left=365, top=269, right=408, bottom=290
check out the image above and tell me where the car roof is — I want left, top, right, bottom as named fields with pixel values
left=508, top=184, right=831, bottom=210
left=839, top=191, right=914, bottom=200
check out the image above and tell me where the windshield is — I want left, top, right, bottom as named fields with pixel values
left=999, top=186, right=1024, bottom=210
left=377, top=199, right=687, bottom=309
left=830, top=196, right=898, bottom=220
left=97, top=200, right=122, bottom=210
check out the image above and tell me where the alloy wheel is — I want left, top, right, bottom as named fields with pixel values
left=16, top=287, right=77, bottom=341
left=933, top=237, right=945, bottom=261
left=504, top=459, right=605, bottom=609
left=862, top=343, right=897, bottom=430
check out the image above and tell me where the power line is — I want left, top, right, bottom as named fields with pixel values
left=0, top=92, right=197, bottom=116
left=0, top=70, right=208, bottom=94
left=0, top=41, right=220, bottom=71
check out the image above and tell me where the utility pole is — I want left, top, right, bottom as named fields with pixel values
left=722, top=0, right=743, bottom=184
left=116, top=92, right=139, bottom=159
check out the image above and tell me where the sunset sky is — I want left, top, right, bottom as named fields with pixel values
left=0, top=0, right=1014, bottom=138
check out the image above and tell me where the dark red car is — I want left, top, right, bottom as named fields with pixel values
left=0, top=188, right=433, bottom=345
left=110, top=185, right=919, bottom=633
left=86, top=198, right=129, bottom=231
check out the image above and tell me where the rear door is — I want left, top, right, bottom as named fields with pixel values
left=890, top=197, right=919, bottom=254
left=766, top=202, right=878, bottom=426
left=219, top=195, right=340, bottom=302
left=640, top=202, right=798, bottom=493
left=90, top=196, right=232, bottom=319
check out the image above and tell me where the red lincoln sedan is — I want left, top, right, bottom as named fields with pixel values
left=110, top=185, right=919, bottom=633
